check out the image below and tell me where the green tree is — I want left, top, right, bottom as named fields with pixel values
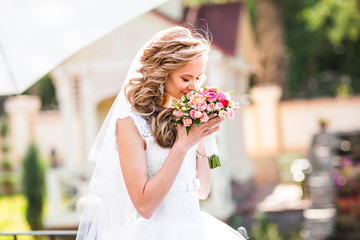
left=284, top=0, right=360, bottom=99
left=23, top=75, right=58, bottom=110
left=22, top=143, right=45, bottom=230
left=302, top=0, right=360, bottom=47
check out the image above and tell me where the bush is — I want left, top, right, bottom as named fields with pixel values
left=22, top=143, right=45, bottom=230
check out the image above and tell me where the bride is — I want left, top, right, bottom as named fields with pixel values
left=76, top=26, right=246, bottom=240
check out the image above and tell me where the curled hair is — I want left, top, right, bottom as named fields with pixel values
left=126, top=26, right=210, bottom=148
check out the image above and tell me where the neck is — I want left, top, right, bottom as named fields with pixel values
left=161, top=95, right=172, bottom=108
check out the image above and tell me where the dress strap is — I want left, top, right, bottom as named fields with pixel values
left=126, top=112, right=155, bottom=145
left=115, top=111, right=155, bottom=151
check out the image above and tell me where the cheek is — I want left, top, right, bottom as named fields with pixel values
left=178, top=82, right=188, bottom=90
left=166, top=74, right=189, bottom=94
left=171, top=79, right=186, bottom=91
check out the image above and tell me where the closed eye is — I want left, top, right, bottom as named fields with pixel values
left=181, top=77, right=190, bottom=82
left=181, top=77, right=201, bottom=82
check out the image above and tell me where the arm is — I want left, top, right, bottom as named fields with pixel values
left=196, top=140, right=211, bottom=199
left=116, top=116, right=222, bottom=219
left=116, top=117, right=187, bottom=219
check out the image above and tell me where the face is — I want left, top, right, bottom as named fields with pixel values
left=165, top=54, right=207, bottom=101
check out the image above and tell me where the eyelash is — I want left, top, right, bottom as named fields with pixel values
left=181, top=77, right=200, bottom=82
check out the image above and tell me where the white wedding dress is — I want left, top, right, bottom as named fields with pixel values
left=114, top=111, right=245, bottom=240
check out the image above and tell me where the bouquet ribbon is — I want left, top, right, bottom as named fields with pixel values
left=204, top=133, right=221, bottom=169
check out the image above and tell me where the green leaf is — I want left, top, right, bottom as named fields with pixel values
left=194, top=118, right=201, bottom=127
left=174, top=120, right=183, bottom=125
left=186, top=126, right=191, bottom=135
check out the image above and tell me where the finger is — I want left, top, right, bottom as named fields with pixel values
left=202, top=117, right=221, bottom=129
left=203, top=126, right=220, bottom=136
left=201, top=123, right=213, bottom=133
left=208, top=113, right=217, bottom=119
left=209, top=122, right=221, bottom=129
left=203, top=123, right=220, bottom=132
left=209, top=116, right=221, bottom=123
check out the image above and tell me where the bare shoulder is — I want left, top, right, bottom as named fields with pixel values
left=116, top=117, right=145, bottom=149
left=116, top=116, right=135, bottom=130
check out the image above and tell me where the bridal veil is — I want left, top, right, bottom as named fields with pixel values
left=75, top=42, right=146, bottom=240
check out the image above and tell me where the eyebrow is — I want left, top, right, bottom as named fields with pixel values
left=182, top=73, right=204, bottom=79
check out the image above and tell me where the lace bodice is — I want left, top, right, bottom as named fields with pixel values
left=124, top=112, right=201, bottom=222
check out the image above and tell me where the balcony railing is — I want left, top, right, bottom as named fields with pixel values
left=0, top=230, right=77, bottom=240
left=0, top=228, right=249, bottom=240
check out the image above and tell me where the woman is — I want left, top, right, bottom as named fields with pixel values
left=76, top=26, right=245, bottom=240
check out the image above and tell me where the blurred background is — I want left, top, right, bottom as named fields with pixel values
left=0, top=0, right=360, bottom=239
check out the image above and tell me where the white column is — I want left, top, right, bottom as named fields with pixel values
left=250, top=84, right=282, bottom=183
left=51, top=68, right=79, bottom=173
left=4, top=95, right=41, bottom=166
left=45, top=169, right=62, bottom=215
left=80, top=75, right=98, bottom=160
left=251, top=84, right=282, bottom=154
left=223, top=56, right=255, bottom=184
left=79, top=74, right=99, bottom=177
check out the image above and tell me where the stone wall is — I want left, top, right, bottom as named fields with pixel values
left=243, top=88, right=360, bottom=183
left=244, top=95, right=360, bottom=156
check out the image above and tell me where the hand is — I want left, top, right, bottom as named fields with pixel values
left=175, top=116, right=223, bottom=151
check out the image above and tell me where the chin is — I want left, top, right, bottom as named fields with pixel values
left=174, top=94, right=182, bottom=100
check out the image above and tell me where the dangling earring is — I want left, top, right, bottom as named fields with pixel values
left=159, top=83, right=164, bottom=97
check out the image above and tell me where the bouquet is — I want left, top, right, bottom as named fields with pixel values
left=172, top=87, right=239, bottom=169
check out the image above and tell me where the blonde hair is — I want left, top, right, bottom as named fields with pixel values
left=126, top=26, right=210, bottom=148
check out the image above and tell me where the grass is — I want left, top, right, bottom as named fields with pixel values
left=0, top=194, right=30, bottom=232
left=0, top=194, right=77, bottom=240
left=0, top=194, right=41, bottom=240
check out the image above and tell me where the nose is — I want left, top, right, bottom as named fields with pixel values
left=188, top=79, right=198, bottom=90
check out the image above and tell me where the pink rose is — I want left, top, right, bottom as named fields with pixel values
left=218, top=110, right=227, bottom=119
left=215, top=102, right=224, bottom=110
left=182, top=118, right=192, bottom=127
left=207, top=102, right=215, bottom=112
left=174, top=109, right=184, bottom=118
left=198, top=102, right=207, bottom=111
left=190, top=109, right=196, bottom=119
left=200, top=90, right=209, bottom=96
left=200, top=112, right=209, bottom=122
left=194, top=111, right=202, bottom=119
left=227, top=109, right=235, bottom=120
left=208, top=87, right=218, bottom=93
left=217, top=91, right=228, bottom=101
left=190, top=93, right=205, bottom=106
left=221, top=99, right=229, bottom=108
left=207, top=92, right=217, bottom=102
